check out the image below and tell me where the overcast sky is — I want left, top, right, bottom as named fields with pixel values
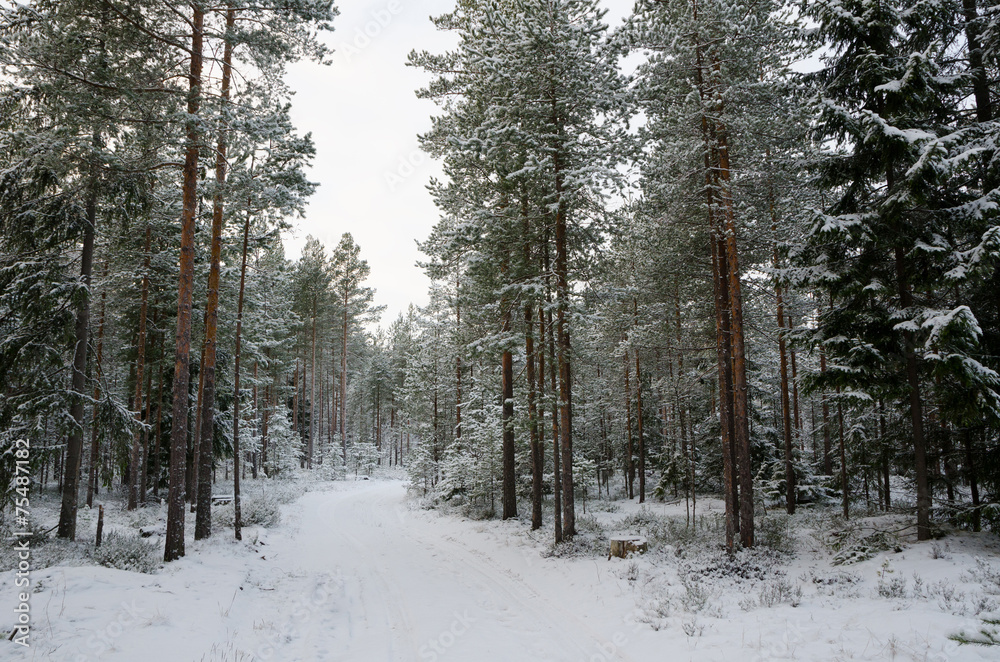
left=283, top=0, right=634, bottom=329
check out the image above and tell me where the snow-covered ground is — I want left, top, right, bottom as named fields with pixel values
left=3, top=479, right=999, bottom=661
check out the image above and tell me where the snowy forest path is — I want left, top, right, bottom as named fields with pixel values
left=270, top=479, right=635, bottom=661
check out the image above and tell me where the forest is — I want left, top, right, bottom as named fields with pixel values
left=2, top=1, right=1000, bottom=653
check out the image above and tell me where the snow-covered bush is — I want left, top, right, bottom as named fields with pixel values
left=755, top=513, right=795, bottom=554
left=213, top=492, right=281, bottom=529
left=0, top=522, right=82, bottom=571
left=677, top=571, right=712, bottom=613
left=323, top=441, right=347, bottom=480
left=431, top=404, right=502, bottom=516
left=349, top=441, right=379, bottom=477
left=829, top=525, right=903, bottom=565
left=265, top=406, right=303, bottom=477
left=966, top=557, right=1000, bottom=595
left=757, top=456, right=836, bottom=507
left=619, top=510, right=720, bottom=552
left=876, top=560, right=907, bottom=599
left=756, top=577, right=802, bottom=608
left=689, top=547, right=783, bottom=583
left=92, top=530, right=158, bottom=574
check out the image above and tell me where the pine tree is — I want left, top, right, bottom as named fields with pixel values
left=331, top=233, right=383, bottom=459
left=797, top=0, right=1000, bottom=539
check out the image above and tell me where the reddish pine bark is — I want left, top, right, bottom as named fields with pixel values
left=165, top=5, right=204, bottom=562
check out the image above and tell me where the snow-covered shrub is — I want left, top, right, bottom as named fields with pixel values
left=681, top=619, right=705, bottom=637
left=756, top=513, right=795, bottom=554
left=677, top=571, right=713, bottom=613
left=692, top=547, right=782, bottom=584
left=640, top=597, right=671, bottom=630
left=92, top=530, right=158, bottom=574
left=830, top=526, right=902, bottom=565
left=430, top=409, right=502, bottom=516
left=265, top=407, right=303, bottom=477
left=757, top=457, right=836, bottom=507
left=322, top=442, right=347, bottom=480
left=929, top=580, right=966, bottom=614
left=929, top=542, right=950, bottom=559
left=0, top=523, right=83, bottom=571
left=592, top=500, right=620, bottom=513
left=966, top=557, right=1000, bottom=595
left=212, top=492, right=281, bottom=529
left=348, top=441, right=379, bottom=477
left=756, top=578, right=802, bottom=608
left=244, top=493, right=282, bottom=527
left=876, top=560, right=906, bottom=599
left=619, top=510, right=719, bottom=552
left=543, top=516, right=608, bottom=558
left=575, top=513, right=603, bottom=534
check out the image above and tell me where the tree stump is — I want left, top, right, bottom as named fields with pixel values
left=609, top=535, right=647, bottom=559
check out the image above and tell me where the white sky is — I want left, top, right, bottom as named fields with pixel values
left=283, top=0, right=634, bottom=328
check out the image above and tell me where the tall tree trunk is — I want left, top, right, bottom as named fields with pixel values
left=232, top=192, right=247, bottom=542
left=87, top=261, right=108, bottom=509
left=878, top=398, right=890, bottom=510
left=330, top=361, right=337, bottom=450
left=675, top=298, right=696, bottom=522
left=152, top=364, right=164, bottom=498
left=895, top=244, right=931, bottom=539
left=165, top=3, right=204, bottom=561
left=292, top=359, right=299, bottom=439
left=252, top=361, right=259, bottom=479
left=140, top=360, right=153, bottom=503
left=941, top=425, right=956, bottom=505
left=837, top=390, right=848, bottom=518
left=715, top=115, right=753, bottom=548
left=526, top=301, right=542, bottom=530
left=820, top=348, right=833, bottom=475
left=129, top=225, right=152, bottom=511
left=340, top=296, right=348, bottom=460
left=501, top=298, right=516, bottom=519
left=261, top=383, right=271, bottom=472
left=963, top=428, right=981, bottom=531
left=552, top=151, right=575, bottom=539
left=711, top=228, right=739, bottom=551
left=195, top=136, right=228, bottom=535
left=963, top=0, right=994, bottom=124
left=624, top=347, right=635, bottom=499
left=543, top=279, right=562, bottom=543
left=790, top=346, right=802, bottom=442
left=309, top=298, right=317, bottom=469
left=773, top=226, right=795, bottom=514
left=327, top=360, right=337, bottom=454
left=57, top=144, right=98, bottom=540
left=633, top=301, right=646, bottom=504
left=190, top=334, right=207, bottom=510
left=455, top=274, right=462, bottom=442
left=963, top=0, right=995, bottom=190
left=693, top=0, right=738, bottom=553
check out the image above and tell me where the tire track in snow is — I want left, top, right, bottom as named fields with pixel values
left=361, top=484, right=636, bottom=662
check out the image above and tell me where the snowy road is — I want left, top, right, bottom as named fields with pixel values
left=269, top=480, right=633, bottom=662
left=5, top=479, right=992, bottom=661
